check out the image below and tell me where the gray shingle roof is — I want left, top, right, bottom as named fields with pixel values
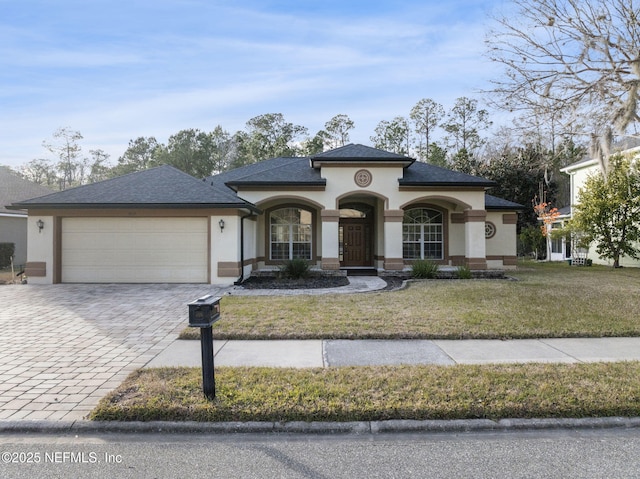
left=1, top=167, right=54, bottom=215
left=485, top=194, right=525, bottom=210
left=221, top=157, right=325, bottom=188
left=10, top=145, right=522, bottom=212
left=400, top=161, right=496, bottom=188
left=310, top=143, right=413, bottom=161
left=211, top=145, right=495, bottom=189
left=12, top=165, right=257, bottom=210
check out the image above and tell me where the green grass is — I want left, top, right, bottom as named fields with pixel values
left=179, top=262, right=640, bottom=340
left=91, top=362, right=640, bottom=422
left=95, top=262, right=640, bottom=423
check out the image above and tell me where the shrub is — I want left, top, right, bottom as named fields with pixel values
left=411, top=259, right=439, bottom=279
left=0, top=243, right=15, bottom=269
left=456, top=265, right=472, bottom=279
left=278, top=259, right=310, bottom=280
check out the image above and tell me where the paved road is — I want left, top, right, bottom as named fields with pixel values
left=1, top=428, right=640, bottom=478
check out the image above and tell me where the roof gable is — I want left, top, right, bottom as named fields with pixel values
left=12, top=165, right=256, bottom=210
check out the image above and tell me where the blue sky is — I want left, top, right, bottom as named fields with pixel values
left=1, top=0, right=507, bottom=168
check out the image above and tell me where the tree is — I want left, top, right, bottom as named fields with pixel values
left=487, top=0, right=640, bottom=169
left=370, top=116, right=411, bottom=155
left=481, top=143, right=557, bottom=230
left=235, top=113, right=308, bottom=166
left=20, top=159, right=58, bottom=188
left=113, top=137, right=161, bottom=176
left=208, top=125, right=236, bottom=174
left=426, top=143, right=448, bottom=168
left=569, top=153, right=640, bottom=267
left=300, top=131, right=328, bottom=156
left=441, top=97, right=491, bottom=155
left=42, top=127, right=85, bottom=189
left=410, top=98, right=445, bottom=162
left=324, top=114, right=354, bottom=149
left=156, top=129, right=218, bottom=178
left=86, top=149, right=111, bottom=183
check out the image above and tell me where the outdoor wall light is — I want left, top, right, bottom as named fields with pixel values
left=36, top=219, right=44, bottom=233
left=218, top=219, right=225, bottom=232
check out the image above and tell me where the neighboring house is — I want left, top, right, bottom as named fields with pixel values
left=561, top=146, right=640, bottom=267
left=0, top=167, right=54, bottom=268
left=11, top=144, right=523, bottom=285
left=540, top=205, right=572, bottom=262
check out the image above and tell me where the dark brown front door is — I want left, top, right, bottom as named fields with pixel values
left=341, top=220, right=372, bottom=267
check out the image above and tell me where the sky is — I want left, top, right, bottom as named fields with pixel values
left=0, top=0, right=509, bottom=169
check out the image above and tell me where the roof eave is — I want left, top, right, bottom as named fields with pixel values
left=226, top=180, right=327, bottom=189
left=399, top=181, right=496, bottom=188
left=311, top=159, right=414, bottom=168
left=11, top=202, right=261, bottom=213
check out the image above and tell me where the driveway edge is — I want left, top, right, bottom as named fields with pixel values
left=2, top=417, right=640, bottom=435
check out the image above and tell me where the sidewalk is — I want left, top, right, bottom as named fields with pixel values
left=146, top=337, right=640, bottom=368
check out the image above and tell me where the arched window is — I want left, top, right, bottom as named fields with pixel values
left=270, top=207, right=312, bottom=260
left=403, top=208, right=444, bottom=260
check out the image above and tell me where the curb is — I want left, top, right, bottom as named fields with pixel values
left=2, top=417, right=640, bottom=435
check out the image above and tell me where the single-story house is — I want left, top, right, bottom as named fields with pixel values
left=560, top=145, right=640, bottom=267
left=0, top=167, right=54, bottom=268
left=11, top=144, right=523, bottom=285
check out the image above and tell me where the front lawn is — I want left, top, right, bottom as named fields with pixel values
left=96, top=262, right=640, bottom=423
left=180, top=262, right=640, bottom=340
left=91, top=362, right=640, bottom=422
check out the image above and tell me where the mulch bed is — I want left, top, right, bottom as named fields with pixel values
left=239, top=275, right=406, bottom=291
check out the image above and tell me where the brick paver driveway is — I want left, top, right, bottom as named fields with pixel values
left=0, top=283, right=222, bottom=421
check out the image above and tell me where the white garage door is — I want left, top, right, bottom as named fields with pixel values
left=62, top=217, right=208, bottom=283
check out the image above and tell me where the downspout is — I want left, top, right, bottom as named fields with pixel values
left=234, top=211, right=255, bottom=285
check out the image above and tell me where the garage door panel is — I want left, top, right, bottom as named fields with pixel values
left=62, top=217, right=209, bottom=283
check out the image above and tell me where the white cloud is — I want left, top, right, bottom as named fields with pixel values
left=0, top=0, right=507, bottom=168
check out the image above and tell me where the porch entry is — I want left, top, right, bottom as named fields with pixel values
left=339, top=203, right=374, bottom=268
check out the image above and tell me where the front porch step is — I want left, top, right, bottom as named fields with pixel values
left=341, top=268, right=378, bottom=276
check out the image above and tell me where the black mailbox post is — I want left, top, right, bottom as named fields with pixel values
left=188, top=295, right=221, bottom=399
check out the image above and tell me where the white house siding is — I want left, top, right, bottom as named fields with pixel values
left=563, top=148, right=640, bottom=268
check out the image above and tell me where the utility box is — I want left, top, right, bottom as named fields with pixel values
left=188, top=295, right=221, bottom=328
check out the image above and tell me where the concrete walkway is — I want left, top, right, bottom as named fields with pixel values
left=147, top=337, right=640, bottom=368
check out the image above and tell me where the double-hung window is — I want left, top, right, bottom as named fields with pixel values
left=403, top=208, right=444, bottom=260
left=270, top=207, right=312, bottom=260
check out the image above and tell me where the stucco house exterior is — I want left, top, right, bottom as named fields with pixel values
left=11, top=144, right=522, bottom=285
left=561, top=146, right=640, bottom=268
left=0, top=167, right=53, bottom=268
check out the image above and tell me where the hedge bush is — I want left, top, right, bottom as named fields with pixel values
left=0, top=243, right=15, bottom=268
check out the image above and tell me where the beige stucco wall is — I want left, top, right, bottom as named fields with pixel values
left=486, top=212, right=517, bottom=269
left=25, top=215, right=54, bottom=284
left=238, top=164, right=504, bottom=270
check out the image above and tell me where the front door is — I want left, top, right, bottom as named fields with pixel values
left=340, top=220, right=372, bottom=267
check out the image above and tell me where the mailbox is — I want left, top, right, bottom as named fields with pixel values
left=188, top=295, right=221, bottom=328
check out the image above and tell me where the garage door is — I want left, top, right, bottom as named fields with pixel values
left=62, top=217, right=208, bottom=283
